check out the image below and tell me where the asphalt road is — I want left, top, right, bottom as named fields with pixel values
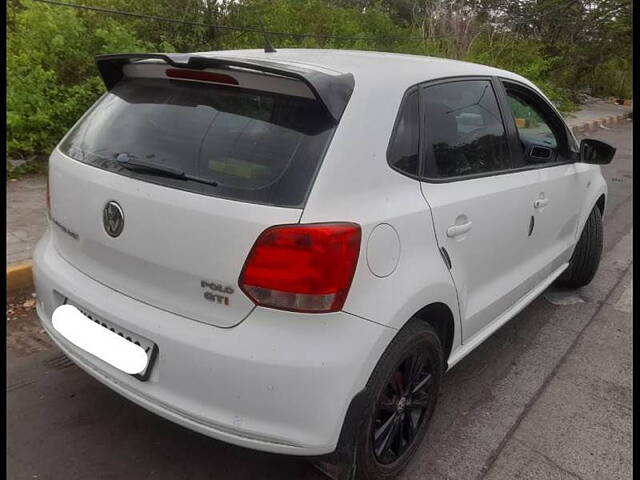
left=7, top=121, right=632, bottom=480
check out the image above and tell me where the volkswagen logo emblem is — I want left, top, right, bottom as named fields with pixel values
left=103, top=201, right=124, bottom=238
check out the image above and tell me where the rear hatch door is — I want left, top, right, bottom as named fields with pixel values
left=49, top=57, right=349, bottom=327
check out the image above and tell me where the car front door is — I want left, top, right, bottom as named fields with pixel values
left=498, top=80, right=585, bottom=283
left=419, top=78, right=544, bottom=342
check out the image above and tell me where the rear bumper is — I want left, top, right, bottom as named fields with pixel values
left=33, top=229, right=395, bottom=455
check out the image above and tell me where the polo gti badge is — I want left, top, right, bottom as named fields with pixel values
left=103, top=201, right=124, bottom=238
left=201, top=280, right=233, bottom=306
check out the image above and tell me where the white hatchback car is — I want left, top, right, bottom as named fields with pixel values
left=33, top=49, right=615, bottom=480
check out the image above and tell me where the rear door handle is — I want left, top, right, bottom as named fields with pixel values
left=534, top=198, right=549, bottom=209
left=446, top=221, right=472, bottom=237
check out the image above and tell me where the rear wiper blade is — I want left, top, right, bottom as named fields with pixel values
left=117, top=155, right=185, bottom=176
left=115, top=155, right=218, bottom=187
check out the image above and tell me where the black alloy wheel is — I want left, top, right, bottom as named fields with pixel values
left=372, top=352, right=434, bottom=464
left=354, top=321, right=443, bottom=480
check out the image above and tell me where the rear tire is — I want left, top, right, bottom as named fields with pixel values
left=557, top=206, right=603, bottom=288
left=354, top=321, right=443, bottom=480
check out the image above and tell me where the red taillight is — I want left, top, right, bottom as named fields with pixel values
left=239, top=223, right=361, bottom=313
left=166, top=68, right=239, bottom=85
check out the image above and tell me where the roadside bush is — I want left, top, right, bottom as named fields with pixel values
left=589, top=58, right=632, bottom=100
left=7, top=0, right=151, bottom=159
left=467, top=35, right=577, bottom=113
left=6, top=0, right=630, bottom=162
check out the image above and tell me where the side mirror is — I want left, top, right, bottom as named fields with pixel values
left=579, top=138, right=616, bottom=165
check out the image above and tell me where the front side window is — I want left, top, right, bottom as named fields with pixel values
left=387, top=90, right=420, bottom=176
left=504, top=86, right=566, bottom=165
left=59, top=78, right=337, bottom=208
left=421, top=80, right=510, bottom=179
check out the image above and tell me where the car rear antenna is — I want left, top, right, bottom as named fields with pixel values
left=259, top=21, right=277, bottom=53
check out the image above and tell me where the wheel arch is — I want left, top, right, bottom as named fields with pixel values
left=596, top=193, right=606, bottom=216
left=575, top=177, right=607, bottom=244
left=580, top=191, right=606, bottom=235
left=409, top=302, right=456, bottom=370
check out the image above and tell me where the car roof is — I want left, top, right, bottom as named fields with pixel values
left=192, top=48, right=535, bottom=91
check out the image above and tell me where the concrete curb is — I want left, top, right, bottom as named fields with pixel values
left=569, top=112, right=632, bottom=135
left=7, top=261, right=33, bottom=295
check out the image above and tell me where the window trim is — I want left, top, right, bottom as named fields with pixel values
left=386, top=86, right=423, bottom=180
left=416, top=160, right=578, bottom=184
left=418, top=75, right=515, bottom=183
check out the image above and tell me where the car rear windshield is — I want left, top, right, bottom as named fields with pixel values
left=59, top=77, right=337, bottom=208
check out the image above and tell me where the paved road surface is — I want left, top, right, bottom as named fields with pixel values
left=7, top=122, right=632, bottom=480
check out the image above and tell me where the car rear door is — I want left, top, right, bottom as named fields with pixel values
left=418, top=78, right=543, bottom=342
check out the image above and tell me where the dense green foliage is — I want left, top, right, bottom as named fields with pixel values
left=7, top=160, right=48, bottom=180
left=7, top=0, right=632, bottom=159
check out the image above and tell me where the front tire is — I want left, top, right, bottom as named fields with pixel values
left=354, top=321, right=443, bottom=480
left=557, top=206, right=603, bottom=288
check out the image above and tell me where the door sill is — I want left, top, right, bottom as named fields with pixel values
left=447, top=262, right=569, bottom=370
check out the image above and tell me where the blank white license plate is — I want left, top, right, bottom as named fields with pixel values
left=52, top=304, right=157, bottom=379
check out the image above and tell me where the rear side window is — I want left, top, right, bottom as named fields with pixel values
left=421, top=80, right=511, bottom=179
left=59, top=78, right=337, bottom=208
left=388, top=90, right=420, bottom=176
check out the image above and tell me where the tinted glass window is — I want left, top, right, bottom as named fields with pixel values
left=422, top=80, right=510, bottom=178
left=388, top=90, right=419, bottom=176
left=59, top=78, right=337, bottom=208
left=506, top=90, right=561, bottom=164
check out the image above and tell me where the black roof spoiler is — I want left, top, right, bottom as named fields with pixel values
left=95, top=53, right=354, bottom=123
